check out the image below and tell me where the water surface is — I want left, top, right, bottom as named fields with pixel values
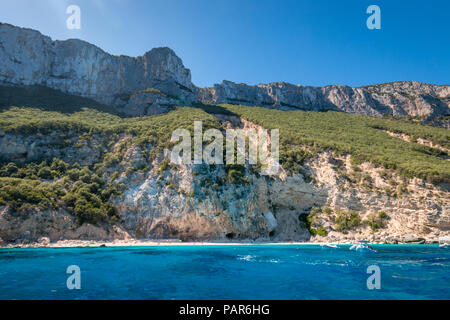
left=0, top=244, right=448, bottom=299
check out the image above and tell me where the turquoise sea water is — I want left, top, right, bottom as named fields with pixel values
left=0, top=244, right=448, bottom=300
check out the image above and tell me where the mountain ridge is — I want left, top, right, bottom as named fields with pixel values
left=0, top=22, right=449, bottom=120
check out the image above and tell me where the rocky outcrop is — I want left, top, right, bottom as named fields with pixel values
left=306, top=152, right=450, bottom=244
left=0, top=122, right=448, bottom=244
left=104, top=144, right=449, bottom=243
left=197, top=80, right=450, bottom=118
left=0, top=205, right=130, bottom=243
left=0, top=131, right=108, bottom=165
left=0, top=23, right=449, bottom=245
left=0, top=23, right=196, bottom=116
left=1, top=22, right=449, bottom=119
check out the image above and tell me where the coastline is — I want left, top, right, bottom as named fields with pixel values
left=0, top=239, right=442, bottom=249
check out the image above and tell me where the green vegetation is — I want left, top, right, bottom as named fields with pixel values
left=303, top=206, right=329, bottom=237
left=279, top=148, right=311, bottom=176
left=0, top=105, right=219, bottom=162
left=130, top=88, right=167, bottom=99
left=321, top=206, right=333, bottom=215
left=157, top=159, right=169, bottom=172
left=0, top=96, right=448, bottom=228
left=0, top=159, right=124, bottom=225
left=0, top=105, right=219, bottom=224
left=221, top=105, right=450, bottom=183
left=335, top=210, right=361, bottom=232
left=191, top=103, right=236, bottom=116
left=3, top=102, right=447, bottom=184
left=0, top=177, right=64, bottom=212
left=312, top=226, right=328, bottom=237
left=0, top=85, right=115, bottom=114
left=225, top=164, right=250, bottom=185
left=364, top=211, right=389, bottom=232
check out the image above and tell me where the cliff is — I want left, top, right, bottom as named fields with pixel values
left=198, top=81, right=450, bottom=119
left=0, top=106, right=448, bottom=245
left=0, top=23, right=449, bottom=246
left=0, top=23, right=196, bottom=116
left=0, top=22, right=449, bottom=120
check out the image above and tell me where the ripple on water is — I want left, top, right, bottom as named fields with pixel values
left=0, top=245, right=449, bottom=299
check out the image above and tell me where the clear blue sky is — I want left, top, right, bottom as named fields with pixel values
left=0, top=0, right=449, bottom=88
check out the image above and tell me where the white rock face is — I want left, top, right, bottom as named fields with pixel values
left=198, top=80, right=450, bottom=118
left=264, top=212, right=277, bottom=231
left=0, top=127, right=448, bottom=244
left=1, top=23, right=448, bottom=119
left=105, top=149, right=448, bottom=243
left=0, top=23, right=196, bottom=115
left=306, top=152, right=450, bottom=244
left=0, top=206, right=127, bottom=243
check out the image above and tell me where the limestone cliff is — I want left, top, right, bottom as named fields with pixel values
left=197, top=81, right=450, bottom=119
left=0, top=115, right=448, bottom=245
left=0, top=22, right=449, bottom=120
left=0, top=23, right=449, bottom=245
left=0, top=22, right=196, bottom=116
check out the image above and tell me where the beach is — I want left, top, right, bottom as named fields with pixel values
left=1, top=238, right=441, bottom=248
left=1, top=239, right=321, bottom=248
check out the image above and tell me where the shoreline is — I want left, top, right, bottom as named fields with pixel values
left=0, top=239, right=442, bottom=249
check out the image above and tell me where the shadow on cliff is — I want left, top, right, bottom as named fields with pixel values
left=0, top=85, right=126, bottom=116
left=190, top=102, right=238, bottom=117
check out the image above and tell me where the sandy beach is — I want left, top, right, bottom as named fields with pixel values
left=1, top=238, right=438, bottom=248
left=1, top=239, right=324, bottom=248
left=0, top=239, right=359, bottom=248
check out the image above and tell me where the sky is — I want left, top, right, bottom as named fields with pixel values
left=0, top=0, right=448, bottom=88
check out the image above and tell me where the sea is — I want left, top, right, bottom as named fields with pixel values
left=0, top=244, right=448, bottom=299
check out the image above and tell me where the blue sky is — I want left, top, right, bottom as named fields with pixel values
left=0, top=0, right=448, bottom=87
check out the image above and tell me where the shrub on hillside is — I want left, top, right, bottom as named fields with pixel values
left=364, top=211, right=389, bottom=232
left=335, top=210, right=361, bottom=232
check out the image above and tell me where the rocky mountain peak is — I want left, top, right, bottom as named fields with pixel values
left=0, top=23, right=448, bottom=120
left=142, top=47, right=192, bottom=89
left=0, top=23, right=195, bottom=115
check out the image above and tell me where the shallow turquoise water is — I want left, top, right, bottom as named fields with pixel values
left=0, top=244, right=448, bottom=299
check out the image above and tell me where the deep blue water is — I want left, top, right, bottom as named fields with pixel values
left=0, top=244, right=448, bottom=300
